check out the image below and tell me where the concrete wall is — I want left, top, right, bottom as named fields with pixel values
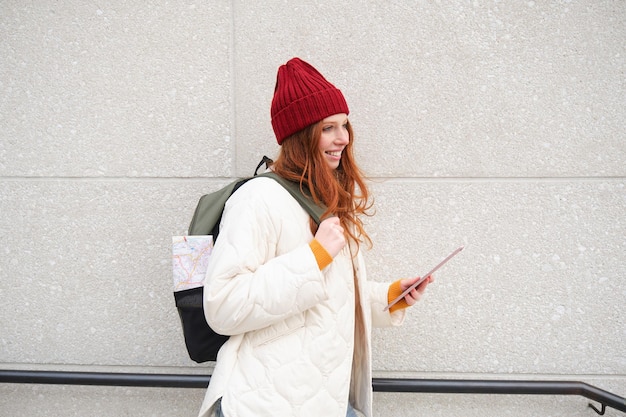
left=1, top=1, right=624, bottom=416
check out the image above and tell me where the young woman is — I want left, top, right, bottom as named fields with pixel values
left=197, top=57, right=433, bottom=417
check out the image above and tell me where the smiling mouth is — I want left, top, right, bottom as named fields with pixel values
left=326, top=151, right=341, bottom=157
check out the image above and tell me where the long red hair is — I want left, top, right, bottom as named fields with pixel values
left=271, top=120, right=373, bottom=249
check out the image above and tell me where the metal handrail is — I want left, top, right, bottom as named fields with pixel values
left=1, top=370, right=624, bottom=414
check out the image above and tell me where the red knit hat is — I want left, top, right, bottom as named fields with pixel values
left=271, top=57, right=349, bottom=145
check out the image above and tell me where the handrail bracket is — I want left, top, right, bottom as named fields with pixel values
left=588, top=402, right=606, bottom=415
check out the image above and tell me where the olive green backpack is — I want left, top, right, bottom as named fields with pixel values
left=175, top=157, right=325, bottom=362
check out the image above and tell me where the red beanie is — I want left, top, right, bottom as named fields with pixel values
left=271, top=57, right=349, bottom=145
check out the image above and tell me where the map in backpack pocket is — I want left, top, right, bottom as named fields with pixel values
left=172, top=235, right=213, bottom=292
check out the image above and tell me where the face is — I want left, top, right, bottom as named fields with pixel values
left=318, top=113, right=349, bottom=170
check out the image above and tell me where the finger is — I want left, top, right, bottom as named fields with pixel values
left=328, top=216, right=341, bottom=225
left=416, top=283, right=428, bottom=295
left=416, top=276, right=432, bottom=292
left=406, top=291, right=419, bottom=305
left=400, top=276, right=419, bottom=291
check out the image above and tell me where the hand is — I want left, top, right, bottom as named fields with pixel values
left=398, top=275, right=434, bottom=306
left=314, top=217, right=346, bottom=258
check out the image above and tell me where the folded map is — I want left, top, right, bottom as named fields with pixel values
left=172, top=235, right=213, bottom=292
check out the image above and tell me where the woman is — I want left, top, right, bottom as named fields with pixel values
left=197, top=57, right=432, bottom=417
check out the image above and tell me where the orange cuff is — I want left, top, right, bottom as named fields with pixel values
left=387, top=279, right=410, bottom=313
left=309, top=239, right=333, bottom=270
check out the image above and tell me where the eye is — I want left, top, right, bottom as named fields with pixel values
left=322, top=125, right=333, bottom=132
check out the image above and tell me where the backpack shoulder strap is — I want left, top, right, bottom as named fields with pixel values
left=187, top=177, right=252, bottom=235
left=256, top=172, right=326, bottom=225
left=188, top=170, right=326, bottom=236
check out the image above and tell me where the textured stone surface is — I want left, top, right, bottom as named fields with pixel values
left=367, top=180, right=625, bottom=375
left=0, top=179, right=623, bottom=373
left=0, top=1, right=233, bottom=177
left=233, top=1, right=625, bottom=178
left=0, top=1, right=624, bottom=416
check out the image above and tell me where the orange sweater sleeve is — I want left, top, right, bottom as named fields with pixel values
left=387, top=279, right=410, bottom=313
left=309, top=239, right=333, bottom=270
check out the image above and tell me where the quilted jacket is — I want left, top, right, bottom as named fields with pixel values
left=197, top=177, right=405, bottom=417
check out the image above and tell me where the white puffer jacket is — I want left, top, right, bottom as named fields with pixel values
left=197, top=177, right=405, bottom=417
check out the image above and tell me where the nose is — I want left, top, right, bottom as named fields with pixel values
left=336, top=127, right=349, bottom=145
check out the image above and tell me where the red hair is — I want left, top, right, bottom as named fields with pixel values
left=271, top=120, right=373, bottom=249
